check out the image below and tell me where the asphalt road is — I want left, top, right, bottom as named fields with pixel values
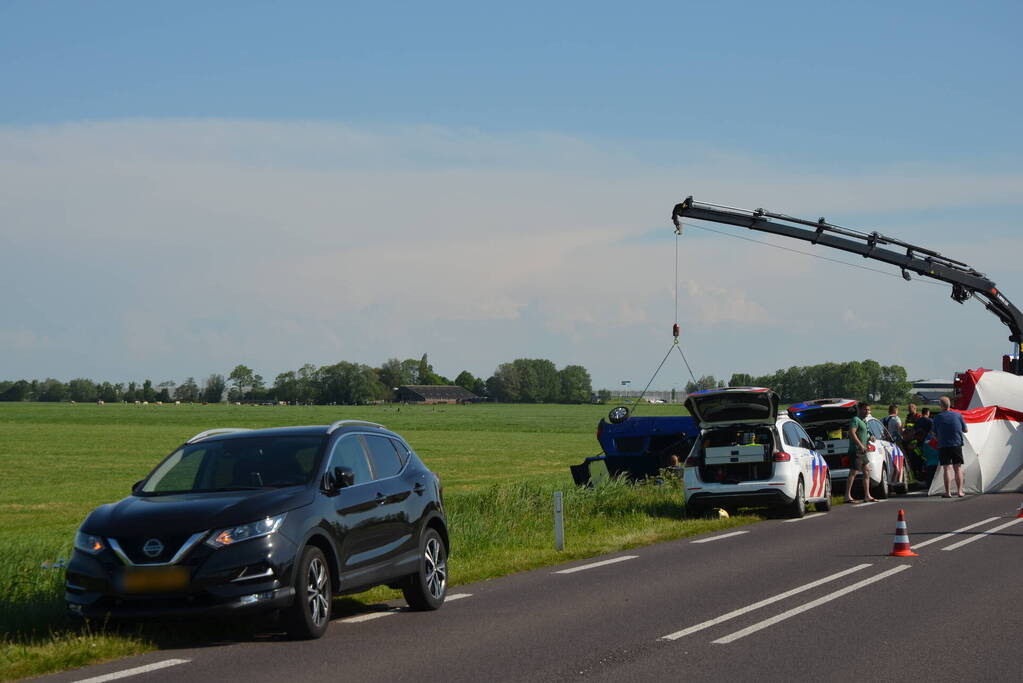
left=42, top=492, right=1023, bottom=683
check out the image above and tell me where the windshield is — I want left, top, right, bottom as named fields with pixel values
left=140, top=435, right=326, bottom=495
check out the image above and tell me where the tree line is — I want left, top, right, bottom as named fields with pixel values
left=683, top=359, right=913, bottom=404
left=0, top=354, right=595, bottom=405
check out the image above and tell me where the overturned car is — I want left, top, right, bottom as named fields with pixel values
left=570, top=406, right=698, bottom=486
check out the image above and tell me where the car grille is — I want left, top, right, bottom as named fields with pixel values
left=112, top=535, right=196, bottom=564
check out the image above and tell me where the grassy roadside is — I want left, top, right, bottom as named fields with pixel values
left=0, top=402, right=770, bottom=681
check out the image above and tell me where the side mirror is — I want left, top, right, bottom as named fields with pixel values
left=326, top=466, right=355, bottom=493
left=608, top=406, right=630, bottom=424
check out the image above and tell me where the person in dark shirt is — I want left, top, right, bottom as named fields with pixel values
left=914, top=407, right=935, bottom=485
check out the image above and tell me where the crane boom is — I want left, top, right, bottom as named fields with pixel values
left=671, top=196, right=1023, bottom=374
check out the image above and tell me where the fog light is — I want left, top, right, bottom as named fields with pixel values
left=239, top=591, right=275, bottom=605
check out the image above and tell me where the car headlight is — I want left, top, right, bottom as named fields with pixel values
left=74, top=530, right=106, bottom=555
left=205, top=514, right=287, bottom=549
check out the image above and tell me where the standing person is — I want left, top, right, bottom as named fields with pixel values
left=845, top=401, right=878, bottom=503
left=915, top=407, right=937, bottom=486
left=903, top=403, right=923, bottom=481
left=882, top=404, right=903, bottom=441
left=932, top=396, right=968, bottom=497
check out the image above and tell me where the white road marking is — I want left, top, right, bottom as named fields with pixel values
left=691, top=531, right=749, bottom=544
left=660, top=564, right=871, bottom=641
left=941, top=517, right=1023, bottom=551
left=850, top=501, right=882, bottom=508
left=554, top=555, right=638, bottom=574
left=783, top=513, right=826, bottom=523
left=341, top=610, right=396, bottom=623
left=912, top=517, right=1000, bottom=549
left=712, top=565, right=911, bottom=644
left=340, top=593, right=473, bottom=623
left=73, top=659, right=190, bottom=683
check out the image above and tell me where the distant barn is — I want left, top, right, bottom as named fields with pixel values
left=397, top=385, right=479, bottom=404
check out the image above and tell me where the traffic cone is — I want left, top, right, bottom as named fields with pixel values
left=889, top=509, right=919, bottom=557
left=1015, top=501, right=1023, bottom=519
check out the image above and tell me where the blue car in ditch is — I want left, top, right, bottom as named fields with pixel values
left=570, top=406, right=699, bottom=485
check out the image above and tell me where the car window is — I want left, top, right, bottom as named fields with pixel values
left=149, top=448, right=204, bottom=492
left=364, top=434, right=403, bottom=479
left=792, top=423, right=815, bottom=448
left=390, top=438, right=410, bottom=467
left=782, top=422, right=803, bottom=448
left=867, top=419, right=886, bottom=440
left=327, top=435, right=373, bottom=485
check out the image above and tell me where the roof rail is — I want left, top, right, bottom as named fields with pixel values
left=326, top=420, right=384, bottom=434
left=186, top=428, right=253, bottom=444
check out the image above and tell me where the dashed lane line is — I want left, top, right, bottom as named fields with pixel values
left=912, top=517, right=1000, bottom=550
left=339, top=593, right=472, bottom=623
left=783, top=513, right=826, bottom=523
left=554, top=556, right=638, bottom=574
left=73, top=659, right=190, bottom=683
left=712, top=565, right=912, bottom=644
left=941, top=517, right=1023, bottom=551
left=660, top=564, right=871, bottom=641
left=691, top=531, right=749, bottom=544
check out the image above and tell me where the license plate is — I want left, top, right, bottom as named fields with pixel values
left=121, top=566, right=190, bottom=594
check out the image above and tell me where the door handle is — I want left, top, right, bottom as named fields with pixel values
left=413, top=483, right=425, bottom=495
left=375, top=492, right=386, bottom=505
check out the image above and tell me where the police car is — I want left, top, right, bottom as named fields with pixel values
left=787, top=399, right=909, bottom=498
left=682, top=388, right=832, bottom=518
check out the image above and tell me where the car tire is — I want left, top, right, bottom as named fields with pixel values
left=787, top=479, right=806, bottom=519
left=284, top=545, right=332, bottom=640
left=872, top=468, right=889, bottom=500
left=816, top=476, right=832, bottom=512
left=403, top=528, right=447, bottom=611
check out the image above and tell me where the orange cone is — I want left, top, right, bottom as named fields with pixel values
left=889, top=508, right=919, bottom=557
left=1016, top=501, right=1023, bottom=519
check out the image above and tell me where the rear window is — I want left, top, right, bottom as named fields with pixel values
left=694, top=396, right=773, bottom=422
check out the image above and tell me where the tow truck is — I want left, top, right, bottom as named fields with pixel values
left=572, top=197, right=1022, bottom=487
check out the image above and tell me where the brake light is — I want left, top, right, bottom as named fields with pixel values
left=773, top=452, right=791, bottom=462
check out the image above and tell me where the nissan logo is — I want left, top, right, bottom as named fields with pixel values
left=142, top=538, right=164, bottom=558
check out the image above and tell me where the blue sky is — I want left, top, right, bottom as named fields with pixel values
left=2, top=1, right=1021, bottom=390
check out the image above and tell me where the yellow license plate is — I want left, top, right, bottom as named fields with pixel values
left=121, top=566, right=190, bottom=594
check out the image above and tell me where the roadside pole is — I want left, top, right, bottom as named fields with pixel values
left=554, top=491, right=564, bottom=551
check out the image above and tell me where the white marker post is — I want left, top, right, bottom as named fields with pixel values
left=554, top=491, right=564, bottom=551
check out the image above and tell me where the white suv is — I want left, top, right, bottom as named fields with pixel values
left=683, top=388, right=832, bottom=519
left=787, top=399, right=909, bottom=498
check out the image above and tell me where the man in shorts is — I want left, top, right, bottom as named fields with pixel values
left=932, top=396, right=968, bottom=497
left=845, top=401, right=878, bottom=503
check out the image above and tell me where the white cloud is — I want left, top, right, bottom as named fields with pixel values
left=1, top=118, right=1021, bottom=386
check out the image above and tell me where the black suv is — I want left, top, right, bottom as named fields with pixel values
left=65, top=420, right=449, bottom=639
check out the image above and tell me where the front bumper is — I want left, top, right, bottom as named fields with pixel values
left=65, top=532, right=299, bottom=620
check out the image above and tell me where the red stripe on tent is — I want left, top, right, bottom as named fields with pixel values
left=956, top=405, right=1023, bottom=424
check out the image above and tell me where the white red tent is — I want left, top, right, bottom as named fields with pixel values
left=927, top=405, right=1023, bottom=495
left=955, top=368, right=1023, bottom=413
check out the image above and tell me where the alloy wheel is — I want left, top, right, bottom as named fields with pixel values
left=424, top=537, right=447, bottom=600
left=306, top=557, right=329, bottom=627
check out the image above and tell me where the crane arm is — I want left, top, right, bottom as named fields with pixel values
left=671, top=196, right=1023, bottom=372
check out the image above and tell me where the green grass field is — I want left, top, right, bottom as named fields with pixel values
left=0, top=401, right=759, bottom=680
